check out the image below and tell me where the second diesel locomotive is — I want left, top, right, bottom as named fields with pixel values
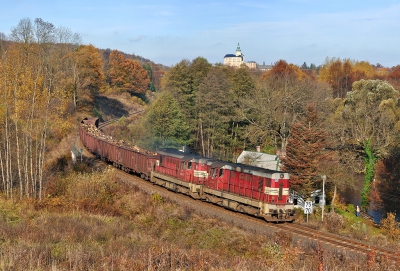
left=80, top=118, right=295, bottom=222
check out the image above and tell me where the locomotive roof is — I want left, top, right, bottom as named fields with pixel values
left=157, top=148, right=288, bottom=178
left=157, top=148, right=210, bottom=163
left=209, top=160, right=287, bottom=178
left=157, top=148, right=186, bottom=158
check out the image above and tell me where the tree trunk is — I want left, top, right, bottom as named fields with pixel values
left=5, top=114, right=13, bottom=201
left=199, top=120, right=205, bottom=157
left=0, top=146, right=5, bottom=192
left=331, top=184, right=337, bottom=212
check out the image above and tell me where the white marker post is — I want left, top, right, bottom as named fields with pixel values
left=304, top=201, right=313, bottom=223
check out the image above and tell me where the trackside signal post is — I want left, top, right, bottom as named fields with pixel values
left=304, top=200, right=312, bottom=223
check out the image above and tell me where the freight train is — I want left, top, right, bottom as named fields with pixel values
left=80, top=117, right=295, bottom=222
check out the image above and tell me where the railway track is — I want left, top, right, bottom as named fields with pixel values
left=97, top=110, right=144, bottom=130
left=278, top=223, right=400, bottom=262
left=110, top=166, right=400, bottom=266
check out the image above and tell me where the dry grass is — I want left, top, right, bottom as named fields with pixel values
left=0, top=167, right=399, bottom=270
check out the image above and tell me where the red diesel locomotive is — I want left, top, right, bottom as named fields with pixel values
left=80, top=118, right=295, bottom=222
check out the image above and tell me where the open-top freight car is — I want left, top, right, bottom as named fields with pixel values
left=80, top=118, right=295, bottom=222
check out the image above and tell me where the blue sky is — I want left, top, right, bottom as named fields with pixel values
left=1, top=0, right=399, bottom=67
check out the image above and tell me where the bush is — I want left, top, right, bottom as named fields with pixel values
left=346, top=204, right=355, bottom=215
left=324, top=212, right=344, bottom=234
left=380, top=212, right=400, bottom=241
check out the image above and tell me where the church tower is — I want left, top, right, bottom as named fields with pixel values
left=235, top=43, right=242, bottom=56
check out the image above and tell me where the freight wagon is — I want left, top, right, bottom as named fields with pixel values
left=80, top=118, right=295, bottom=222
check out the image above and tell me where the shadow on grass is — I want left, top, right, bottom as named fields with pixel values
left=94, top=95, right=130, bottom=120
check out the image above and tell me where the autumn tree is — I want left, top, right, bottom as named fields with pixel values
left=108, top=50, right=150, bottom=95
left=0, top=18, right=83, bottom=201
left=318, top=58, right=379, bottom=98
left=372, top=146, right=400, bottom=213
left=55, top=26, right=82, bottom=48
left=66, top=44, right=105, bottom=109
left=380, top=212, right=400, bottom=241
left=241, top=60, right=329, bottom=154
left=53, top=26, right=82, bottom=112
left=353, top=61, right=376, bottom=79
left=151, top=64, right=166, bottom=92
left=0, top=41, right=70, bottom=200
left=335, top=79, right=400, bottom=208
left=0, top=32, right=8, bottom=53
left=34, top=18, right=56, bottom=45
left=387, top=65, right=400, bottom=90
left=10, top=17, right=34, bottom=44
left=281, top=103, right=332, bottom=196
left=318, top=58, right=352, bottom=98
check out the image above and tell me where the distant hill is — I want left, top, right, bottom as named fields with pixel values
left=102, top=48, right=170, bottom=70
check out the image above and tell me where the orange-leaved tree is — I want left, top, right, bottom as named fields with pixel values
left=387, top=65, right=400, bottom=90
left=108, top=50, right=150, bottom=95
left=254, top=60, right=321, bottom=153
left=318, top=58, right=379, bottom=98
left=65, top=44, right=105, bottom=110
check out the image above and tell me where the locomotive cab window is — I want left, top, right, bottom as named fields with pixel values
left=180, top=162, right=186, bottom=170
left=219, top=169, right=224, bottom=177
left=188, top=161, right=192, bottom=169
left=211, top=168, right=217, bottom=178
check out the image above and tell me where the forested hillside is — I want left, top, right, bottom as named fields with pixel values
left=139, top=58, right=400, bottom=212
left=0, top=18, right=166, bottom=201
left=1, top=17, right=400, bottom=215
left=1, top=16, right=399, bottom=216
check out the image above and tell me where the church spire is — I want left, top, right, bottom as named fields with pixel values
left=235, top=43, right=242, bottom=56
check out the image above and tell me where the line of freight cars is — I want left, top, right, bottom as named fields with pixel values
left=80, top=117, right=295, bottom=222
